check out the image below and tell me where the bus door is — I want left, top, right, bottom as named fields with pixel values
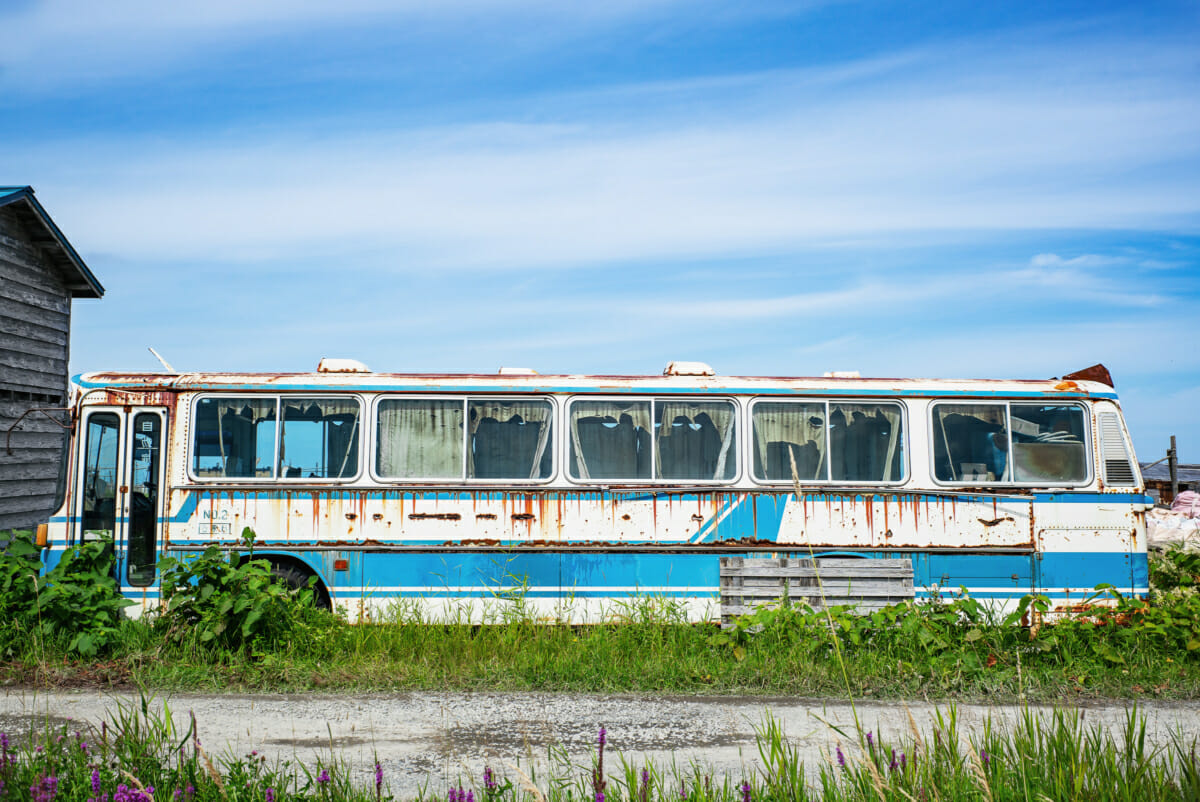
left=76, top=407, right=166, bottom=589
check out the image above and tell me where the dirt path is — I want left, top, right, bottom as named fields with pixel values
left=2, top=690, right=1197, bottom=797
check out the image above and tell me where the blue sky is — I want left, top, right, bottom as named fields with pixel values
left=3, top=0, right=1198, bottom=460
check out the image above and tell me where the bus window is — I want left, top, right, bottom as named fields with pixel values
left=468, top=399, right=553, bottom=480
left=655, top=400, right=737, bottom=481
left=81, top=412, right=120, bottom=538
left=128, top=413, right=160, bottom=585
left=376, top=399, right=464, bottom=479
left=568, top=400, right=652, bottom=481
left=829, top=402, right=904, bottom=482
left=280, top=398, right=361, bottom=479
left=1009, top=404, right=1087, bottom=483
left=193, top=398, right=278, bottom=478
left=752, top=402, right=827, bottom=481
left=931, top=403, right=1008, bottom=482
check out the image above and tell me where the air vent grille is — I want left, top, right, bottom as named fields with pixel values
left=1098, top=412, right=1136, bottom=486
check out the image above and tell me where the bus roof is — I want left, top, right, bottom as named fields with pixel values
left=73, top=370, right=1119, bottom=400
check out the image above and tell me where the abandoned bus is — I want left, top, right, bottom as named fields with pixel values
left=39, top=360, right=1150, bottom=620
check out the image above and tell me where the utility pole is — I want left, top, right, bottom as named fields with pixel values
left=1169, top=435, right=1179, bottom=502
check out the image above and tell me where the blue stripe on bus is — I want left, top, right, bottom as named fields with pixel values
left=56, top=548, right=1143, bottom=602
left=165, top=549, right=1136, bottom=597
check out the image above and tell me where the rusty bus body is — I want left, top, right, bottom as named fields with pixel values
left=43, top=363, right=1150, bottom=620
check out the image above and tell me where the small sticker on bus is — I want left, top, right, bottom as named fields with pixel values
left=198, top=522, right=232, bottom=536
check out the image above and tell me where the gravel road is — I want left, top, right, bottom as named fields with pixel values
left=2, top=691, right=1197, bottom=797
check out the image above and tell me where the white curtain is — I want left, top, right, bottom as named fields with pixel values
left=569, top=400, right=652, bottom=480
left=752, top=402, right=826, bottom=481
left=207, top=398, right=276, bottom=478
left=829, top=402, right=903, bottom=481
left=655, top=401, right=736, bottom=480
left=377, top=400, right=464, bottom=478
left=468, top=400, right=553, bottom=479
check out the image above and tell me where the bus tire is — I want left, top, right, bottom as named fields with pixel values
left=269, top=561, right=332, bottom=611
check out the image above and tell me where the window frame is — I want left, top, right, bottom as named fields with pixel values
left=187, top=393, right=365, bottom=483
left=927, top=399, right=1093, bottom=488
left=747, top=397, right=910, bottom=487
left=369, top=394, right=559, bottom=485
left=564, top=395, right=741, bottom=485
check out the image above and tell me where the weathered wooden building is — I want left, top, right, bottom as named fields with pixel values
left=1, top=186, right=103, bottom=531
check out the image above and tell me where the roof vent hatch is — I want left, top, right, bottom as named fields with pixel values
left=317, top=358, right=370, bottom=373
left=664, top=361, right=715, bottom=376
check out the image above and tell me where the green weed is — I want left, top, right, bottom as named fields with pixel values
left=0, top=530, right=131, bottom=658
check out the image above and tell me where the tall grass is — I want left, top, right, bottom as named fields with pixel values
left=3, top=583, right=1199, bottom=698
left=3, top=696, right=1196, bottom=801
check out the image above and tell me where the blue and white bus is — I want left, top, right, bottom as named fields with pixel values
left=41, top=359, right=1150, bottom=620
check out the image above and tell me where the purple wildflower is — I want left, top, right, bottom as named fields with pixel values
left=889, top=748, right=898, bottom=772
left=0, top=732, right=8, bottom=750
left=836, top=744, right=846, bottom=769
left=93, top=768, right=103, bottom=794
left=266, top=789, right=276, bottom=802
left=175, top=791, right=182, bottom=801
left=595, top=792, right=605, bottom=802
left=449, top=788, right=458, bottom=802
left=598, top=726, right=606, bottom=748
left=376, top=762, right=384, bottom=798
left=981, top=748, right=990, bottom=769
left=900, top=751, right=907, bottom=770
left=865, top=731, right=873, bottom=749
left=679, top=780, right=687, bottom=800
left=318, top=769, right=331, bottom=785
left=483, top=767, right=497, bottom=793
left=31, top=773, right=59, bottom=802
left=741, top=781, right=751, bottom=802
left=81, top=741, right=89, bottom=753
left=467, top=791, right=475, bottom=802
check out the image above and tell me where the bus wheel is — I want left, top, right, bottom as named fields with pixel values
left=269, top=562, right=332, bottom=611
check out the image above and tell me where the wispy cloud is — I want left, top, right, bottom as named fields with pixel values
left=16, top=32, right=1197, bottom=271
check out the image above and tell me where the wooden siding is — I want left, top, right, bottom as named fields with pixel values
left=0, top=206, right=71, bottom=531
left=719, top=557, right=915, bottom=625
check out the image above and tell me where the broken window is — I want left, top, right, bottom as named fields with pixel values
left=468, top=399, right=553, bottom=480
left=193, top=398, right=278, bottom=478
left=279, top=398, right=361, bottom=479
left=376, top=398, right=464, bottom=479
left=752, top=400, right=904, bottom=483
left=931, top=402, right=1087, bottom=484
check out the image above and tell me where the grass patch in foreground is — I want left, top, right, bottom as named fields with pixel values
left=4, top=585, right=1200, bottom=700
left=3, top=546, right=1198, bottom=699
left=2, top=696, right=1199, bottom=801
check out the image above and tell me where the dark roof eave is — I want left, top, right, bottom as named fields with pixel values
left=0, top=186, right=104, bottom=298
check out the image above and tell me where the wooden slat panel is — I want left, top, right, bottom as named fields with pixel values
left=0, top=278, right=70, bottom=315
left=0, top=329, right=68, bottom=360
left=0, top=489, right=59, bottom=514
left=0, top=431, right=70, bottom=450
left=0, top=360, right=66, bottom=393
left=719, top=557, right=914, bottom=626
left=0, top=313, right=70, bottom=348
left=0, top=256, right=65, bottom=294
left=0, top=297, right=70, bottom=333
